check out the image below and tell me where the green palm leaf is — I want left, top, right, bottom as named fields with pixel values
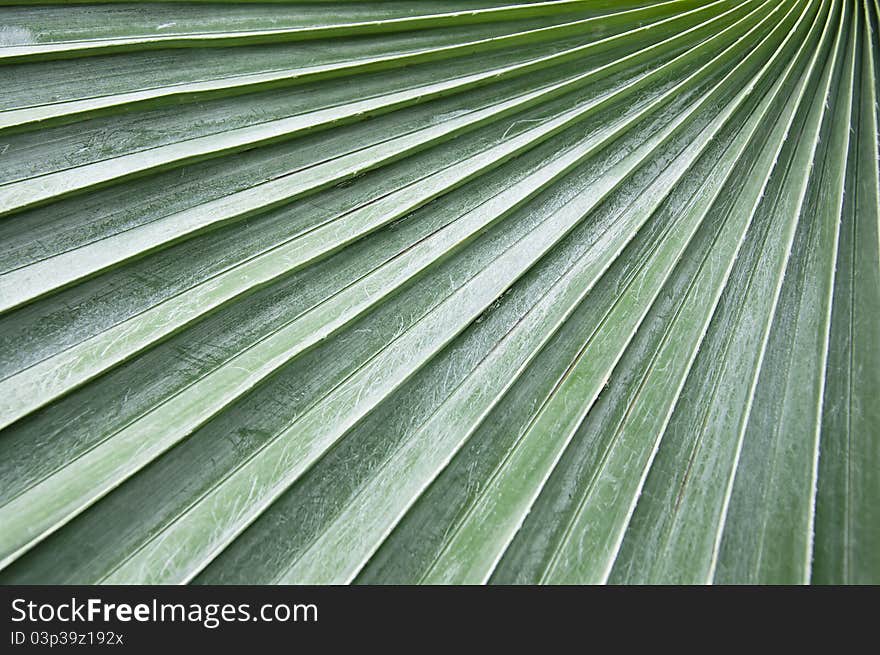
left=0, top=0, right=876, bottom=584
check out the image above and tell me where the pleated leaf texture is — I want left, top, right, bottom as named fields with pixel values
left=0, top=0, right=877, bottom=585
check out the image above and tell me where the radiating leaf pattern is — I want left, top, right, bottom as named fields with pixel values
left=0, top=0, right=877, bottom=585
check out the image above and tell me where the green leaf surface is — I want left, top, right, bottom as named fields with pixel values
left=0, top=0, right=876, bottom=584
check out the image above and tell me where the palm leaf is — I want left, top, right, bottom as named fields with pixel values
left=0, top=0, right=876, bottom=584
